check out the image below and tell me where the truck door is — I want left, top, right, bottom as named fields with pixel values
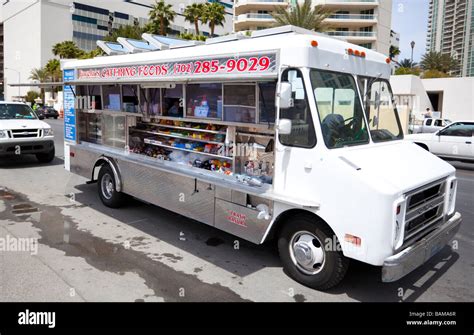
left=433, top=122, right=474, bottom=158
left=274, top=68, right=317, bottom=195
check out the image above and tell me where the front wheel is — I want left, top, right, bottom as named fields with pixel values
left=278, top=215, right=349, bottom=290
left=98, top=165, right=125, bottom=208
left=36, top=148, right=55, bottom=163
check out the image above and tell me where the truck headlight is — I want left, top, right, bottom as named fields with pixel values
left=0, top=130, right=8, bottom=139
left=393, top=197, right=407, bottom=249
left=446, top=177, right=457, bottom=216
left=43, top=128, right=54, bottom=136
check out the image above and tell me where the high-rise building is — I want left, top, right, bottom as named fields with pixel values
left=1, top=0, right=234, bottom=101
left=233, top=0, right=393, bottom=55
left=426, top=0, right=473, bottom=77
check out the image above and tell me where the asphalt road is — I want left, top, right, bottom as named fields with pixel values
left=0, top=118, right=473, bottom=302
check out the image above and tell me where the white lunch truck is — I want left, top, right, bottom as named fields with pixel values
left=62, top=26, right=461, bottom=290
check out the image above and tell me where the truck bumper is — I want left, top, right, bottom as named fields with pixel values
left=382, top=212, right=462, bottom=282
left=0, top=140, right=54, bottom=157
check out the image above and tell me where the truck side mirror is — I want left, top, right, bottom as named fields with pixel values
left=279, top=82, right=294, bottom=109
left=277, top=118, right=292, bottom=135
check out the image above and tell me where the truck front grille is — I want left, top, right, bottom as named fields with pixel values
left=404, top=179, right=446, bottom=241
left=10, top=129, right=41, bottom=138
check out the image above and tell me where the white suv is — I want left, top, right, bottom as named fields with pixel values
left=405, top=121, right=474, bottom=163
left=0, top=101, right=55, bottom=163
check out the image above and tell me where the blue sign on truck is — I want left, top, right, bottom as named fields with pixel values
left=63, top=69, right=76, bottom=142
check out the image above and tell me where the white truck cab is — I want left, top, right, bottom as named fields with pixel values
left=409, top=118, right=452, bottom=134
left=0, top=101, right=55, bottom=162
left=62, top=26, right=461, bottom=290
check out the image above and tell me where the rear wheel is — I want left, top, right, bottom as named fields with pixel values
left=278, top=215, right=349, bottom=290
left=98, top=165, right=125, bottom=208
left=36, top=147, right=55, bottom=163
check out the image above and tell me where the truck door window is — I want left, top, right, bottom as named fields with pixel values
left=426, top=119, right=433, bottom=126
left=358, top=77, right=403, bottom=142
left=311, top=69, right=369, bottom=149
left=279, top=69, right=316, bottom=148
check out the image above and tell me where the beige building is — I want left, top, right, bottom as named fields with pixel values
left=233, top=0, right=393, bottom=55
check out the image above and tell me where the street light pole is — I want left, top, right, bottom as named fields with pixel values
left=410, top=41, right=416, bottom=65
left=5, top=67, right=21, bottom=100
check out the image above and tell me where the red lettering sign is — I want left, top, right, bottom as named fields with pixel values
left=75, top=54, right=276, bottom=81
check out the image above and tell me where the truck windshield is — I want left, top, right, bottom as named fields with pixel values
left=0, top=104, right=38, bottom=120
left=358, top=77, right=403, bottom=142
left=310, top=69, right=369, bottom=149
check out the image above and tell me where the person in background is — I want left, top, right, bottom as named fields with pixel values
left=424, top=107, right=432, bottom=118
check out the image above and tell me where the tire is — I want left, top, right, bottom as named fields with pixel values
left=36, top=147, right=55, bottom=163
left=98, top=164, right=125, bottom=208
left=54, top=116, right=58, bottom=119
left=278, top=214, right=349, bottom=290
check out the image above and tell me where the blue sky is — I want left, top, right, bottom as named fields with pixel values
left=391, top=0, right=430, bottom=62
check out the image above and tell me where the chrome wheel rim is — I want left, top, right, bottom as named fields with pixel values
left=101, top=173, right=114, bottom=200
left=289, top=231, right=325, bottom=275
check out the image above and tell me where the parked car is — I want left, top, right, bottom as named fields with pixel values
left=405, top=121, right=474, bottom=162
left=409, top=118, right=451, bottom=134
left=0, top=101, right=55, bottom=163
left=36, top=106, right=59, bottom=119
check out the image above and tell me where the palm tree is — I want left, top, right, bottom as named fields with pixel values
left=272, top=0, right=332, bottom=32
left=420, top=51, right=458, bottom=73
left=202, top=2, right=226, bottom=37
left=105, top=24, right=145, bottom=42
left=399, top=58, right=417, bottom=68
left=45, top=59, right=62, bottom=82
left=148, top=0, right=176, bottom=36
left=29, top=68, right=48, bottom=82
left=52, top=41, right=84, bottom=59
left=184, top=3, right=204, bottom=36
left=389, top=45, right=400, bottom=61
left=29, top=68, right=49, bottom=101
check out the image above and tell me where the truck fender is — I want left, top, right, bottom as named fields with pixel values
left=261, top=208, right=342, bottom=248
left=92, top=156, right=123, bottom=192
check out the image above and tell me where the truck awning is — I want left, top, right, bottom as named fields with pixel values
left=8, top=82, right=64, bottom=87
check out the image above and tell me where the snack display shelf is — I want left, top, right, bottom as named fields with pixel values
left=148, top=122, right=227, bottom=135
left=144, top=138, right=232, bottom=160
left=132, top=128, right=225, bottom=146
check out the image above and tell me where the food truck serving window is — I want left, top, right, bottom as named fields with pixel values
left=162, top=85, right=183, bottom=117
left=223, top=84, right=256, bottom=123
left=103, top=85, right=121, bottom=111
left=76, top=85, right=102, bottom=110
left=187, top=83, right=222, bottom=119
left=258, top=82, right=276, bottom=124
left=140, top=87, right=161, bottom=116
left=122, top=85, right=139, bottom=113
